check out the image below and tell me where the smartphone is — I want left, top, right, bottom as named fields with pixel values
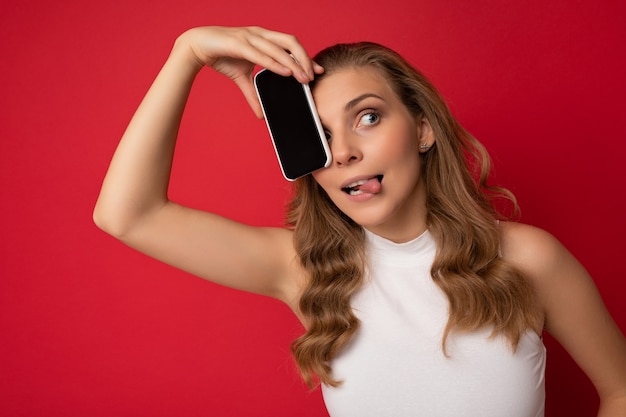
left=254, top=69, right=331, bottom=181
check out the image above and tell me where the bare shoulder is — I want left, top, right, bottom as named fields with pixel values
left=498, top=221, right=564, bottom=263
left=498, top=221, right=604, bottom=332
left=498, top=221, right=568, bottom=280
left=497, top=221, right=591, bottom=327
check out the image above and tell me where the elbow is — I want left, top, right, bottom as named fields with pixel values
left=92, top=207, right=111, bottom=235
left=92, top=203, right=132, bottom=240
left=93, top=198, right=165, bottom=241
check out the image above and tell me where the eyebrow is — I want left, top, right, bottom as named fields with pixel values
left=344, top=93, right=384, bottom=112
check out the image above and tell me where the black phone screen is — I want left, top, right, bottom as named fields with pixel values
left=255, top=70, right=330, bottom=180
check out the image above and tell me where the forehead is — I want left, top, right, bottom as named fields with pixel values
left=312, top=66, right=399, bottom=114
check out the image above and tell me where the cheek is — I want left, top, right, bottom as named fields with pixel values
left=380, top=131, right=420, bottom=165
left=311, top=170, right=333, bottom=195
left=384, top=132, right=422, bottom=184
left=311, top=170, right=345, bottom=209
left=311, top=171, right=323, bottom=187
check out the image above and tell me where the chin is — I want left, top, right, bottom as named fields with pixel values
left=344, top=211, right=393, bottom=231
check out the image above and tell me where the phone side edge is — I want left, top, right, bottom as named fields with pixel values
left=301, top=83, right=332, bottom=168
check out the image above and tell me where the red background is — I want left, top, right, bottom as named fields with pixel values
left=1, top=1, right=625, bottom=416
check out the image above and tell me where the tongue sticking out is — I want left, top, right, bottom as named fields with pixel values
left=357, top=177, right=382, bottom=193
left=344, top=175, right=383, bottom=195
left=345, top=177, right=381, bottom=195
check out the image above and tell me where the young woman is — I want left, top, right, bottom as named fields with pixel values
left=93, top=26, right=626, bottom=416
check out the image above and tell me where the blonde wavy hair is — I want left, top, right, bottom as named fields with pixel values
left=286, top=42, right=541, bottom=387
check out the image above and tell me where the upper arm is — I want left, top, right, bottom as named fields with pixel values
left=500, top=222, right=626, bottom=405
left=108, top=201, right=304, bottom=304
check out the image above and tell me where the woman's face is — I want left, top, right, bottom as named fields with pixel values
left=311, top=67, right=433, bottom=242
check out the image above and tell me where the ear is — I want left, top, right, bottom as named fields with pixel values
left=417, top=117, right=435, bottom=153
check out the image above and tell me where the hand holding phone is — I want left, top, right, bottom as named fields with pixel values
left=254, top=69, right=332, bottom=181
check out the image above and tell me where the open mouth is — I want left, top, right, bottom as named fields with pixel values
left=342, top=175, right=384, bottom=195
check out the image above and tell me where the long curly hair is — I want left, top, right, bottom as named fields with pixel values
left=286, top=42, right=541, bottom=387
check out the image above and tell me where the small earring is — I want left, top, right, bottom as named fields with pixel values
left=419, top=143, right=431, bottom=150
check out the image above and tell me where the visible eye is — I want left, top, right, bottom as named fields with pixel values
left=324, top=130, right=332, bottom=141
left=358, top=111, right=380, bottom=127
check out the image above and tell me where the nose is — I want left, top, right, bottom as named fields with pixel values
left=331, top=131, right=362, bottom=167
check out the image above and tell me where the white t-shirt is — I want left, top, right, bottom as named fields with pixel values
left=322, top=229, right=546, bottom=417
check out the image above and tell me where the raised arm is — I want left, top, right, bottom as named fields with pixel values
left=501, top=222, right=626, bottom=417
left=93, top=27, right=322, bottom=305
